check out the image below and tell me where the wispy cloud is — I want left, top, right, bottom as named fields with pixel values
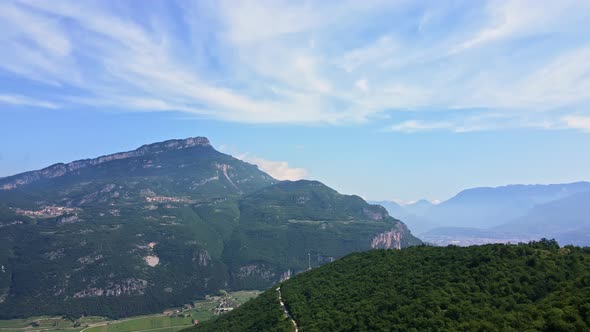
left=388, top=120, right=454, bottom=133
left=0, top=94, right=58, bottom=109
left=1, top=0, right=589, bottom=131
left=562, top=115, right=590, bottom=133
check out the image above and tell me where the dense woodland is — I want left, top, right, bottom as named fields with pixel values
left=192, top=240, right=590, bottom=332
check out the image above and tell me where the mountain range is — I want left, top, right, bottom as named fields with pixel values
left=0, top=137, right=421, bottom=318
left=374, top=182, right=590, bottom=246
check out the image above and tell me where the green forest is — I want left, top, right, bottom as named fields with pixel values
left=192, top=240, right=590, bottom=332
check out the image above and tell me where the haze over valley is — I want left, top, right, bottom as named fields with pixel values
left=373, top=182, right=590, bottom=246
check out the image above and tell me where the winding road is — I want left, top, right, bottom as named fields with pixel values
left=276, top=287, right=298, bottom=332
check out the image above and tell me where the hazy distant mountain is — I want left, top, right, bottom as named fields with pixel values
left=494, top=190, right=590, bottom=246
left=369, top=200, right=406, bottom=218
left=370, top=200, right=439, bottom=234
left=0, top=137, right=420, bottom=319
left=403, top=199, right=435, bottom=216
left=424, top=182, right=590, bottom=229
left=377, top=182, right=590, bottom=246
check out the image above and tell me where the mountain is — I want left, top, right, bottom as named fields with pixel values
left=0, top=137, right=420, bottom=318
left=424, top=182, right=590, bottom=229
left=403, top=199, right=434, bottom=216
left=192, top=240, right=590, bottom=332
left=494, top=190, right=590, bottom=246
left=370, top=200, right=439, bottom=234
left=377, top=182, right=590, bottom=246
left=369, top=200, right=406, bottom=218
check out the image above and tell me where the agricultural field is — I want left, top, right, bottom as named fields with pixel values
left=0, top=291, right=260, bottom=332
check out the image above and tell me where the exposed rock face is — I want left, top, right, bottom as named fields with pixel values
left=58, top=215, right=80, bottom=224
left=78, top=254, right=104, bottom=265
left=0, top=137, right=211, bottom=190
left=194, top=250, right=211, bottom=267
left=73, top=278, right=148, bottom=298
left=370, top=223, right=408, bottom=250
left=145, top=196, right=195, bottom=204
left=144, top=256, right=160, bottom=267
left=0, top=288, right=7, bottom=303
left=237, top=264, right=276, bottom=280
left=279, top=269, right=292, bottom=282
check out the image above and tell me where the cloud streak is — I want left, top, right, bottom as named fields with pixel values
left=1, top=0, right=589, bottom=132
left=0, top=94, right=58, bottom=109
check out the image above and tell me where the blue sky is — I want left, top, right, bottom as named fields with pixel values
left=1, top=0, right=590, bottom=202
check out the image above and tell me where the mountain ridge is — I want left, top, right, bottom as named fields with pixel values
left=0, top=137, right=214, bottom=190
left=0, top=137, right=420, bottom=319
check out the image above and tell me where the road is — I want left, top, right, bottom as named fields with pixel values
left=276, top=287, right=298, bottom=332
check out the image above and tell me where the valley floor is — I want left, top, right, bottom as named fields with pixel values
left=0, top=291, right=260, bottom=332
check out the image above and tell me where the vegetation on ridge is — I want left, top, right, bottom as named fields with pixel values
left=192, top=240, right=590, bottom=332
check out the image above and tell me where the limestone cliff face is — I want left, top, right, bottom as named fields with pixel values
left=370, top=222, right=409, bottom=250
left=0, top=137, right=211, bottom=190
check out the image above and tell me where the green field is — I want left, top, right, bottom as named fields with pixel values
left=0, top=291, right=260, bottom=332
left=83, top=316, right=191, bottom=332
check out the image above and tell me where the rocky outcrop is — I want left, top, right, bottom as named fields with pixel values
left=72, top=278, right=148, bottom=298
left=194, top=250, right=211, bottom=267
left=0, top=137, right=211, bottom=190
left=370, top=222, right=408, bottom=250
left=236, top=264, right=276, bottom=280
left=279, top=269, right=292, bottom=282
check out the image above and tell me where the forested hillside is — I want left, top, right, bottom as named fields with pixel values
left=0, top=137, right=420, bottom=318
left=193, top=240, right=590, bottom=332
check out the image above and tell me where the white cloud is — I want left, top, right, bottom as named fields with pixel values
left=1, top=0, right=589, bottom=132
left=451, top=0, right=586, bottom=54
left=388, top=120, right=454, bottom=133
left=217, top=145, right=308, bottom=181
left=355, top=79, right=369, bottom=92
left=0, top=94, right=58, bottom=109
left=242, top=156, right=308, bottom=181
left=562, top=115, right=590, bottom=133
left=387, top=113, right=562, bottom=133
left=339, top=36, right=397, bottom=72
left=0, top=3, right=71, bottom=56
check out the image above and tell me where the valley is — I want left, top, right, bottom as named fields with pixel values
left=0, top=291, right=259, bottom=332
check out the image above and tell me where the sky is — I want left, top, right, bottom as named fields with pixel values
left=1, top=0, right=590, bottom=203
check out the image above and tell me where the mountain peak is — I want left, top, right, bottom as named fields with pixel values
left=136, top=137, right=211, bottom=152
left=0, top=137, right=213, bottom=190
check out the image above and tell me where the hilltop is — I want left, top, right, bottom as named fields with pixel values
left=192, top=240, right=590, bottom=331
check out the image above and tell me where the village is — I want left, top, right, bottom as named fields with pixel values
left=15, top=206, right=79, bottom=219
left=162, top=290, right=259, bottom=326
